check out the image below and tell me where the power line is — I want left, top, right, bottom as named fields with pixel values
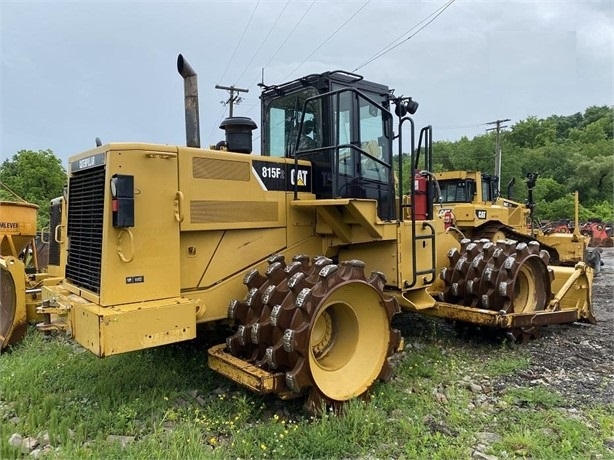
left=217, top=1, right=261, bottom=85
left=235, top=0, right=291, bottom=86
left=207, top=104, right=228, bottom=146
left=209, top=0, right=318, bottom=145
left=435, top=123, right=488, bottom=130
left=241, top=1, right=317, bottom=119
left=243, top=0, right=453, bottom=140
left=243, top=0, right=454, bottom=120
left=249, top=0, right=316, bottom=88
left=283, top=0, right=372, bottom=81
left=353, top=0, right=455, bottom=72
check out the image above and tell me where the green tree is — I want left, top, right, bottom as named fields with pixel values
left=0, top=149, right=66, bottom=229
left=535, top=195, right=593, bottom=222
left=589, top=201, right=614, bottom=223
left=546, top=112, right=583, bottom=141
left=569, top=120, right=610, bottom=145
left=568, top=155, right=614, bottom=206
left=533, top=177, right=567, bottom=203
left=508, top=116, right=556, bottom=149
left=582, top=105, right=614, bottom=138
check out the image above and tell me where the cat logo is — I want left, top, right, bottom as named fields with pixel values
left=476, top=210, right=487, bottom=219
left=291, top=168, right=308, bottom=186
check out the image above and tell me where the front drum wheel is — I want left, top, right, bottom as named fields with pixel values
left=227, top=256, right=400, bottom=411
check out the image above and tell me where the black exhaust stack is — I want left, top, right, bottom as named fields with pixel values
left=177, top=54, right=200, bottom=148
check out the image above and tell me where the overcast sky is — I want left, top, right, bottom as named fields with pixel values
left=1, top=0, right=612, bottom=165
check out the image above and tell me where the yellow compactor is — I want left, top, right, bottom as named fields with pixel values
left=0, top=56, right=594, bottom=410
left=431, top=170, right=591, bottom=267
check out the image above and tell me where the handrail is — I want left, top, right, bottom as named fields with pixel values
left=397, top=116, right=415, bottom=221
left=397, top=118, right=436, bottom=289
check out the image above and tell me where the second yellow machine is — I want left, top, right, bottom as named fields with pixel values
left=431, top=170, right=591, bottom=267
left=33, top=56, right=593, bottom=410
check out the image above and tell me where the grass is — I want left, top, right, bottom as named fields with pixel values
left=1, top=320, right=613, bottom=459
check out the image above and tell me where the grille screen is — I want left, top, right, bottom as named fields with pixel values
left=65, top=165, right=105, bottom=293
left=48, top=199, right=62, bottom=266
left=190, top=201, right=278, bottom=223
left=192, top=157, right=250, bottom=181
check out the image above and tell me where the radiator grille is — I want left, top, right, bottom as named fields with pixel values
left=47, top=198, right=62, bottom=266
left=65, top=165, right=105, bottom=293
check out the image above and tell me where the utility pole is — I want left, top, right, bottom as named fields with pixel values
left=486, top=118, right=511, bottom=193
left=215, top=84, right=249, bottom=117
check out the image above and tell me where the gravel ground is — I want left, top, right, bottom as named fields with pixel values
left=497, top=247, right=614, bottom=406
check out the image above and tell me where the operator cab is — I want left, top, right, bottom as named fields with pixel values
left=438, top=173, right=499, bottom=204
left=260, top=71, right=395, bottom=220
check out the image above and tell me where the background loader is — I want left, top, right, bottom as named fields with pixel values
left=0, top=199, right=42, bottom=349
left=0, top=55, right=594, bottom=410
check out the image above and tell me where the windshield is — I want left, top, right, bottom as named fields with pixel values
left=438, top=180, right=474, bottom=203
left=263, top=87, right=321, bottom=157
left=332, top=87, right=392, bottom=182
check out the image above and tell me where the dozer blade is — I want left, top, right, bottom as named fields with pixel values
left=0, top=257, right=27, bottom=351
left=549, top=262, right=595, bottom=324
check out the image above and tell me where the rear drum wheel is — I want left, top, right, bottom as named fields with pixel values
left=227, top=255, right=400, bottom=410
left=512, top=258, right=547, bottom=314
left=0, top=267, right=18, bottom=350
left=490, top=230, right=507, bottom=243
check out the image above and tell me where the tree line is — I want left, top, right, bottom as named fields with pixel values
left=401, top=105, right=613, bottom=223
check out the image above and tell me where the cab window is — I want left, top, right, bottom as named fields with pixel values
left=439, top=180, right=474, bottom=203
left=264, top=88, right=321, bottom=157
left=359, top=100, right=389, bottom=182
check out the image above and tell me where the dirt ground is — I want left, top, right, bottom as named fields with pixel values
left=497, top=247, right=614, bottom=406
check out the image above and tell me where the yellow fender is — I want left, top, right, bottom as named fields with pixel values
left=0, top=256, right=27, bottom=351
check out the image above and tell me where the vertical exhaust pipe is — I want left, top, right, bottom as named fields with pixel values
left=177, top=54, right=200, bottom=148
